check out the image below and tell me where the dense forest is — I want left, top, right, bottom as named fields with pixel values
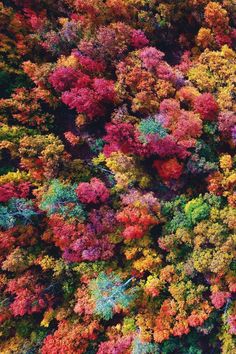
left=0, top=1, right=235, bottom=353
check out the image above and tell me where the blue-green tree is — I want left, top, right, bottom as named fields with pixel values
left=138, top=117, right=168, bottom=144
left=40, top=179, right=86, bottom=220
left=131, top=337, right=160, bottom=354
left=0, top=198, right=38, bottom=229
left=89, top=272, right=137, bottom=320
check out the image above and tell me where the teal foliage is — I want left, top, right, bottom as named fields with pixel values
left=89, top=272, right=137, bottom=320
left=40, top=179, right=86, bottom=220
left=160, top=337, right=177, bottom=354
left=131, top=338, right=160, bottom=354
left=138, top=117, right=167, bottom=143
left=90, top=138, right=104, bottom=154
left=160, top=334, right=203, bottom=354
left=0, top=198, right=38, bottom=229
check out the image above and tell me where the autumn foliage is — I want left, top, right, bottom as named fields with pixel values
left=0, top=1, right=235, bottom=353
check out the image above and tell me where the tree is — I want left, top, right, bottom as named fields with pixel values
left=89, top=272, right=136, bottom=320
